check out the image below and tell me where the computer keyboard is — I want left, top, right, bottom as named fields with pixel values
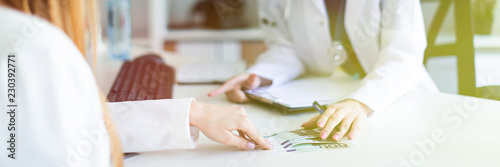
left=107, top=54, right=175, bottom=102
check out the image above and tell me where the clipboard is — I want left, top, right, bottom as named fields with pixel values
left=244, top=77, right=360, bottom=112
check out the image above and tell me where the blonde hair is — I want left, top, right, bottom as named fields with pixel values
left=0, top=0, right=123, bottom=166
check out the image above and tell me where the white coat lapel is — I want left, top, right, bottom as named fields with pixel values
left=345, top=0, right=377, bottom=73
left=310, top=0, right=368, bottom=42
left=345, top=0, right=367, bottom=39
left=310, top=0, right=328, bottom=18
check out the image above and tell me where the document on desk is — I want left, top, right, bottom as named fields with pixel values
left=245, top=77, right=361, bottom=111
left=265, top=128, right=358, bottom=154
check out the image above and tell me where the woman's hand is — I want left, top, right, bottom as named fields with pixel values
left=207, top=74, right=271, bottom=103
left=301, top=99, right=373, bottom=141
left=189, top=101, right=272, bottom=150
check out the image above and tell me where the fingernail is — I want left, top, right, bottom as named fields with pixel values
left=349, top=134, right=355, bottom=140
left=301, top=123, right=306, bottom=127
left=320, top=131, right=327, bottom=139
left=318, top=122, right=324, bottom=128
left=246, top=142, right=255, bottom=150
left=333, top=134, right=340, bottom=140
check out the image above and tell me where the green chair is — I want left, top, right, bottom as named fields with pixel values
left=423, top=0, right=499, bottom=100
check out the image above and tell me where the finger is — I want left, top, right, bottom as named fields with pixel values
left=301, top=115, right=321, bottom=129
left=239, top=120, right=272, bottom=150
left=243, top=74, right=261, bottom=90
left=317, top=105, right=338, bottom=128
left=225, top=90, right=238, bottom=103
left=238, top=130, right=246, bottom=138
left=332, top=117, right=354, bottom=141
left=237, top=130, right=254, bottom=142
left=347, top=118, right=364, bottom=140
left=226, top=89, right=250, bottom=103
left=208, top=75, right=247, bottom=97
left=320, top=111, right=345, bottom=139
left=223, top=131, right=255, bottom=150
left=208, top=83, right=235, bottom=97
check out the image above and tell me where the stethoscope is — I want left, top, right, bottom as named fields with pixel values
left=262, top=0, right=350, bottom=67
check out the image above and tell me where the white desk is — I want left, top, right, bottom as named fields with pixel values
left=122, top=84, right=500, bottom=167
left=96, top=48, right=500, bottom=166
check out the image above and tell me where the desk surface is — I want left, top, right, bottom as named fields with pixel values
left=123, top=84, right=500, bottom=167
left=96, top=48, right=500, bottom=167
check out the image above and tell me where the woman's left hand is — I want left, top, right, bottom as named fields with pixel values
left=301, top=99, right=374, bottom=141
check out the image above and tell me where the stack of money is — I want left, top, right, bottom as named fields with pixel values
left=264, top=128, right=358, bottom=154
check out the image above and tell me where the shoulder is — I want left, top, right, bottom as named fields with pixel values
left=0, top=6, right=94, bottom=83
left=0, top=6, right=87, bottom=66
left=0, top=6, right=99, bottom=105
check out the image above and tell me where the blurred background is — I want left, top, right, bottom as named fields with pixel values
left=100, top=0, right=500, bottom=96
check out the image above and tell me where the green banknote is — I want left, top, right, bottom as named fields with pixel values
left=265, top=128, right=358, bottom=154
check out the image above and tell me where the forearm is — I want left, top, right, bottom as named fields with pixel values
left=347, top=0, right=428, bottom=112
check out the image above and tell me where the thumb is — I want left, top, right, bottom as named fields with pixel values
left=243, top=74, right=261, bottom=90
left=301, top=115, right=321, bottom=129
left=224, top=131, right=256, bottom=150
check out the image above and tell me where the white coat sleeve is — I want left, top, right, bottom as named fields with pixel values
left=247, top=0, right=305, bottom=86
left=347, top=0, right=429, bottom=111
left=106, top=99, right=199, bottom=152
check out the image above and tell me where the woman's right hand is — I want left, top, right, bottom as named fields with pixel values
left=189, top=101, right=272, bottom=150
left=207, top=74, right=270, bottom=103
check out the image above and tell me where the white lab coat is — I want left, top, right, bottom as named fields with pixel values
left=248, top=0, right=439, bottom=111
left=0, top=7, right=198, bottom=167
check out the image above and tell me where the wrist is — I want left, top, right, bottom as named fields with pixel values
left=189, top=100, right=205, bottom=127
left=346, top=99, right=374, bottom=115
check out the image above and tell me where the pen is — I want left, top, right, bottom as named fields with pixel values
left=313, top=101, right=325, bottom=114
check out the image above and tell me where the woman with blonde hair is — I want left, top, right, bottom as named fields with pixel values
left=0, top=0, right=271, bottom=166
